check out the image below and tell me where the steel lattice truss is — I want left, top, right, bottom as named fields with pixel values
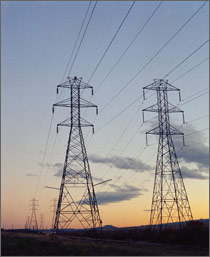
left=143, top=79, right=193, bottom=230
left=53, top=77, right=102, bottom=232
left=29, top=198, right=39, bottom=230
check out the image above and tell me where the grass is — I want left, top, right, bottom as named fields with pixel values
left=1, top=231, right=209, bottom=256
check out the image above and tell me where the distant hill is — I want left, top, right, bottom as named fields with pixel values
left=103, top=225, right=118, bottom=230
left=102, top=219, right=209, bottom=231
left=4, top=218, right=208, bottom=232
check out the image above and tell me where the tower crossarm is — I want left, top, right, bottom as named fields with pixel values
left=143, top=102, right=184, bottom=113
left=57, top=117, right=95, bottom=134
left=143, top=79, right=181, bottom=101
left=53, top=98, right=98, bottom=113
left=145, top=125, right=184, bottom=146
left=57, top=76, right=94, bottom=95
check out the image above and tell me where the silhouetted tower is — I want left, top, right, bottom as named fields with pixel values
left=25, top=216, right=30, bottom=230
left=52, top=76, right=102, bottom=232
left=39, top=213, right=44, bottom=230
left=142, top=79, right=193, bottom=230
left=29, top=198, right=39, bottom=231
left=50, top=198, right=57, bottom=230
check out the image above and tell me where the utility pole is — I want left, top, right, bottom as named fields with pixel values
left=52, top=76, right=102, bottom=233
left=142, top=79, right=193, bottom=230
left=29, top=198, right=39, bottom=231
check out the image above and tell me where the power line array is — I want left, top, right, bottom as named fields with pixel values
left=29, top=2, right=208, bottom=233
left=52, top=76, right=102, bottom=233
left=143, top=79, right=193, bottom=230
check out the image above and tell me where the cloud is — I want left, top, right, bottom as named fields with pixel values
left=181, top=166, right=209, bottom=180
left=38, top=162, right=63, bottom=168
left=92, top=176, right=104, bottom=183
left=25, top=173, right=38, bottom=177
left=54, top=169, right=63, bottom=177
left=96, top=184, right=148, bottom=205
left=38, top=162, right=51, bottom=167
left=178, top=143, right=209, bottom=170
left=89, top=155, right=152, bottom=172
left=145, top=120, right=209, bottom=171
left=54, top=163, right=63, bottom=168
left=174, top=125, right=209, bottom=170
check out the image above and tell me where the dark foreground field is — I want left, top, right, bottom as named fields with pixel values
left=1, top=231, right=209, bottom=256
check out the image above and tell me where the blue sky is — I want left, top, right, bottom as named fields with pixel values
left=1, top=1, right=209, bottom=229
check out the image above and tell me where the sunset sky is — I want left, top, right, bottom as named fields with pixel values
left=2, top=1, right=209, bottom=229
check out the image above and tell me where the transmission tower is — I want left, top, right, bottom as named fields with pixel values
left=39, top=213, right=44, bottom=230
left=25, top=216, right=30, bottom=230
left=142, top=79, right=193, bottom=230
left=52, top=76, right=102, bottom=233
left=50, top=198, right=57, bottom=230
left=29, top=198, right=39, bottom=231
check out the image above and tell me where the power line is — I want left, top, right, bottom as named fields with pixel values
left=178, top=90, right=209, bottom=108
left=110, top=104, right=142, bottom=152
left=34, top=114, right=54, bottom=198
left=86, top=2, right=208, bottom=150
left=94, top=1, right=163, bottom=94
left=61, top=2, right=92, bottom=84
left=96, top=84, right=208, bottom=136
left=34, top=3, right=95, bottom=197
left=180, top=87, right=208, bottom=102
left=185, top=114, right=209, bottom=124
left=147, top=128, right=209, bottom=147
left=171, top=57, right=209, bottom=83
left=96, top=95, right=142, bottom=133
left=83, top=1, right=120, bottom=79
left=37, top=132, right=59, bottom=201
left=87, top=1, right=135, bottom=84
left=94, top=86, right=209, bottom=194
left=99, top=1, right=207, bottom=113
left=185, top=140, right=209, bottom=147
left=92, top=103, right=142, bottom=179
left=34, top=4, right=97, bottom=197
left=163, top=39, right=209, bottom=78
left=67, top=1, right=98, bottom=77
left=185, top=128, right=209, bottom=137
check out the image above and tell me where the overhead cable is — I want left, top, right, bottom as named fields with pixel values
left=99, top=1, right=208, bottom=113
left=87, top=1, right=136, bottom=84
left=95, top=1, right=163, bottom=93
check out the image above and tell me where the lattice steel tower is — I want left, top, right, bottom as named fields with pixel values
left=52, top=76, right=102, bottom=233
left=50, top=198, right=57, bottom=230
left=29, top=198, right=39, bottom=231
left=142, top=79, right=193, bottom=230
left=39, top=213, right=44, bottom=230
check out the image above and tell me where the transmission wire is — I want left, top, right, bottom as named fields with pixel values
left=67, top=1, right=98, bottom=77
left=99, top=1, right=208, bottom=113
left=163, top=39, right=209, bottom=78
left=171, top=57, right=209, bottom=83
left=87, top=1, right=136, bottom=84
left=95, top=1, right=163, bottom=94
